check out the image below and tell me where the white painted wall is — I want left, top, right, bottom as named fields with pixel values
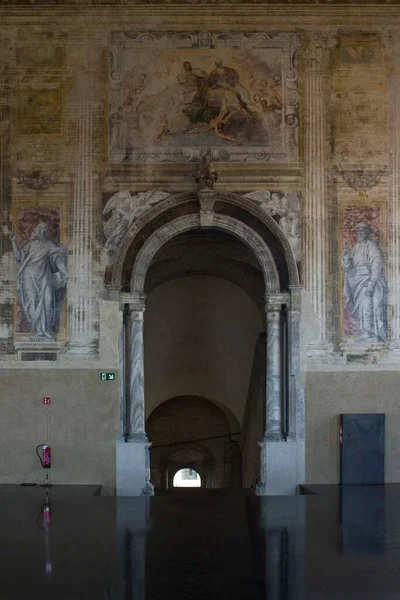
left=144, top=276, right=263, bottom=424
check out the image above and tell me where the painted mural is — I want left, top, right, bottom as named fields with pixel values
left=243, top=190, right=301, bottom=262
left=102, top=190, right=171, bottom=267
left=109, top=31, right=298, bottom=164
left=10, top=205, right=67, bottom=339
left=340, top=205, right=388, bottom=343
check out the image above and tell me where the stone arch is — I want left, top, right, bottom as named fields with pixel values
left=130, top=213, right=280, bottom=294
left=110, top=191, right=299, bottom=290
left=115, top=190, right=304, bottom=497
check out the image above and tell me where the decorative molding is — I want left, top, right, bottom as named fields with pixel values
left=119, top=292, right=146, bottom=312
left=197, top=190, right=218, bottom=213
left=337, top=165, right=386, bottom=194
left=15, top=170, right=59, bottom=191
left=264, top=292, right=291, bottom=312
left=195, top=149, right=218, bottom=190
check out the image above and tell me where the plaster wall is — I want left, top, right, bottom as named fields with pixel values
left=306, top=371, right=400, bottom=484
left=0, top=370, right=119, bottom=487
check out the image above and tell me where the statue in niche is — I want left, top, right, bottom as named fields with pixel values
left=9, top=221, right=67, bottom=340
left=102, top=190, right=171, bottom=265
left=342, top=221, right=388, bottom=343
left=244, top=190, right=301, bottom=262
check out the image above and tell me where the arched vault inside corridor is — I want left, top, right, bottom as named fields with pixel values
left=144, top=231, right=263, bottom=489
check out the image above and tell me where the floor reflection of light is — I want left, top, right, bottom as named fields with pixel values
left=173, top=468, right=201, bottom=488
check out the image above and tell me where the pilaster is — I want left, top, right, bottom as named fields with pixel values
left=302, top=32, right=337, bottom=344
left=385, top=31, right=400, bottom=350
left=0, top=33, right=13, bottom=354
left=67, top=38, right=103, bottom=355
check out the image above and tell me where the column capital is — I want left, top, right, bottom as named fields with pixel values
left=120, top=292, right=146, bottom=313
left=300, top=32, right=338, bottom=73
left=264, top=292, right=290, bottom=313
left=288, top=285, right=303, bottom=311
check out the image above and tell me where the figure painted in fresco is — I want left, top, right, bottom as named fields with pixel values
left=132, top=59, right=282, bottom=147
left=10, top=221, right=67, bottom=339
left=342, top=221, right=388, bottom=343
left=102, top=190, right=171, bottom=265
left=244, top=190, right=302, bottom=262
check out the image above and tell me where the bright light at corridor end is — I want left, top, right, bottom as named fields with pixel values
left=173, top=468, right=201, bottom=488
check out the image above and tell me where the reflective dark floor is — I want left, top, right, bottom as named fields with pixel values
left=1, top=484, right=400, bottom=599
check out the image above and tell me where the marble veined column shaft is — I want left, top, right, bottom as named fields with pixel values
left=265, top=296, right=283, bottom=441
left=303, top=33, right=337, bottom=344
left=127, top=305, right=146, bottom=440
left=116, top=293, right=154, bottom=495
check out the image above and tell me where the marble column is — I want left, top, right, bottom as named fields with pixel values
left=265, top=295, right=283, bottom=441
left=0, top=35, right=13, bottom=354
left=68, top=42, right=101, bottom=355
left=116, top=293, right=154, bottom=496
left=127, top=302, right=146, bottom=441
left=257, top=293, right=297, bottom=496
left=302, top=33, right=337, bottom=345
left=118, top=305, right=127, bottom=439
left=386, top=32, right=400, bottom=349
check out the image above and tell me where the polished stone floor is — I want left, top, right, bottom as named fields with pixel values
left=0, top=484, right=399, bottom=599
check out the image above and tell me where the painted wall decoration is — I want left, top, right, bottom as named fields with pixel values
left=339, top=36, right=381, bottom=65
left=109, top=31, right=298, bottom=164
left=243, top=190, right=301, bottom=262
left=340, top=205, right=388, bottom=343
left=332, top=35, right=387, bottom=165
left=102, top=190, right=171, bottom=266
left=13, top=88, right=65, bottom=137
left=10, top=205, right=67, bottom=340
left=16, top=35, right=67, bottom=68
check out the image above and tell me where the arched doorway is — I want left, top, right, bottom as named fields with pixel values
left=110, top=191, right=303, bottom=496
left=146, top=394, right=242, bottom=490
left=173, top=469, right=202, bottom=488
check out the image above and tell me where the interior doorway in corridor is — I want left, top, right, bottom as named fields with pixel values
left=144, top=229, right=266, bottom=490
left=173, top=468, right=202, bottom=488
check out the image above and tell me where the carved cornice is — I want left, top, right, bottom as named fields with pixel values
left=2, top=7, right=400, bottom=27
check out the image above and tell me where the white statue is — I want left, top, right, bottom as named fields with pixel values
left=342, top=221, right=388, bottom=343
left=10, top=221, right=68, bottom=340
left=244, top=190, right=302, bottom=261
left=102, top=190, right=171, bottom=265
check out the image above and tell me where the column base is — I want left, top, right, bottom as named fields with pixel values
left=256, top=438, right=298, bottom=496
left=116, top=437, right=154, bottom=496
left=65, top=341, right=98, bottom=356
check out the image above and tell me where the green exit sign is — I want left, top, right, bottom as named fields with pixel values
left=100, top=372, right=115, bottom=381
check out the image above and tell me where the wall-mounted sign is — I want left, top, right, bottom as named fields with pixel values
left=100, top=372, right=115, bottom=381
